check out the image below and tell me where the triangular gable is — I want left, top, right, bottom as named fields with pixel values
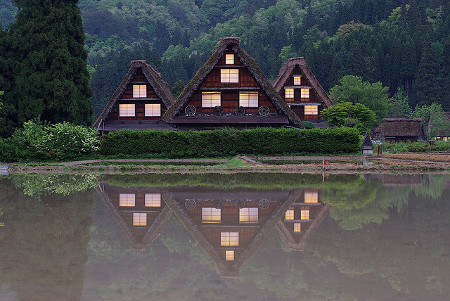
left=273, top=57, right=333, bottom=108
left=93, top=60, right=175, bottom=130
left=164, top=37, right=302, bottom=128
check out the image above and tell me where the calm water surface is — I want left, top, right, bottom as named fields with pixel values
left=0, top=173, right=449, bottom=300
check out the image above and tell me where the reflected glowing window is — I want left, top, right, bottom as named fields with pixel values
left=133, top=213, right=147, bottom=226
left=301, top=88, right=309, bottom=99
left=239, top=92, right=258, bottom=107
left=294, top=223, right=301, bottom=232
left=304, top=191, right=319, bottom=203
left=202, top=208, right=221, bottom=223
left=221, top=232, right=239, bottom=246
left=301, top=209, right=310, bottom=220
left=119, top=104, right=135, bottom=117
left=226, top=250, right=235, bottom=261
left=202, top=92, right=221, bottom=107
left=225, top=54, right=234, bottom=65
left=119, top=194, right=135, bottom=207
left=133, top=85, right=147, bottom=98
left=145, top=104, right=161, bottom=116
left=294, top=76, right=301, bottom=85
left=304, top=105, right=318, bottom=115
left=285, top=88, right=294, bottom=101
left=285, top=209, right=294, bottom=220
left=221, top=69, right=239, bottom=83
left=239, top=208, right=258, bottom=223
left=145, top=193, right=161, bottom=207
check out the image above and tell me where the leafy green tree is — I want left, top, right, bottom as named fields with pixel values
left=322, top=102, right=377, bottom=133
left=171, top=79, right=185, bottom=99
left=390, top=87, right=412, bottom=117
left=412, top=103, right=450, bottom=139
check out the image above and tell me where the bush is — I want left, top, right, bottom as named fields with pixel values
left=100, top=127, right=360, bottom=157
left=301, top=121, right=315, bottom=129
left=382, top=140, right=450, bottom=153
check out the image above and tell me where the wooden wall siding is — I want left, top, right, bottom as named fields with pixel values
left=202, top=227, right=259, bottom=248
left=104, top=187, right=166, bottom=210
left=106, top=101, right=167, bottom=121
left=280, top=66, right=320, bottom=104
left=200, top=67, right=258, bottom=88
left=120, top=83, right=158, bottom=99
left=289, top=105, right=322, bottom=120
left=216, top=51, right=243, bottom=66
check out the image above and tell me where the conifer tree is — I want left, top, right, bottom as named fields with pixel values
left=8, top=0, right=93, bottom=126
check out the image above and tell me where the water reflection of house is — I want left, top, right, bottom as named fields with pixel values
left=165, top=189, right=303, bottom=277
left=96, top=181, right=172, bottom=250
left=276, top=189, right=330, bottom=251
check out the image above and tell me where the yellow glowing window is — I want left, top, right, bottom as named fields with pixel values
left=145, top=104, right=161, bottom=116
left=202, top=92, right=221, bottom=107
left=221, top=69, right=239, bottom=83
left=294, top=76, right=301, bottom=85
left=301, top=88, right=309, bottom=99
left=304, top=191, right=319, bottom=203
left=145, top=193, right=161, bottom=207
left=239, top=208, right=258, bottom=223
left=202, top=207, right=221, bottom=223
left=285, top=209, right=294, bottom=220
left=119, top=104, right=135, bottom=117
left=225, top=54, right=234, bottom=65
left=226, top=250, right=235, bottom=261
left=285, top=88, right=294, bottom=101
left=301, top=209, right=310, bottom=220
left=239, top=92, right=258, bottom=107
left=119, top=194, right=135, bottom=207
left=221, top=232, right=239, bottom=246
left=133, top=213, right=147, bottom=226
left=294, top=223, right=301, bottom=232
left=133, top=85, right=147, bottom=98
left=304, top=105, right=318, bottom=115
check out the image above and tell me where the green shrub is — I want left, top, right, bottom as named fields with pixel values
left=382, top=140, right=450, bottom=153
left=301, top=121, right=315, bottom=129
left=100, top=127, right=360, bottom=156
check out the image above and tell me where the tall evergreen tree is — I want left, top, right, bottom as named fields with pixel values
left=7, top=0, right=93, bottom=126
left=413, top=40, right=440, bottom=106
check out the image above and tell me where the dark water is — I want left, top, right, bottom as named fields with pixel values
left=0, top=173, right=449, bottom=300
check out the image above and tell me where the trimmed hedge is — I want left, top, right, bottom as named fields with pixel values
left=100, top=127, right=360, bottom=157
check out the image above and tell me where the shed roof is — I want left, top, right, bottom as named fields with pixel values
left=381, top=118, right=425, bottom=138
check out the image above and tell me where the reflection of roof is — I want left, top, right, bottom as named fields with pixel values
left=381, top=118, right=425, bottom=138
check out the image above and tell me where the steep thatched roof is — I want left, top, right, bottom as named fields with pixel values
left=273, top=57, right=333, bottom=108
left=163, top=37, right=302, bottom=128
left=93, top=60, right=175, bottom=129
left=381, top=118, right=426, bottom=139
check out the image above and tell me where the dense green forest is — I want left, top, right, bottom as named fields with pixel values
left=0, top=0, right=448, bottom=131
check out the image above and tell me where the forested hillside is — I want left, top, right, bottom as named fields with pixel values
left=1, top=0, right=448, bottom=121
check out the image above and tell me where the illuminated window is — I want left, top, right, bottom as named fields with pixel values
left=202, top=92, right=221, bottom=107
left=304, top=105, right=318, bottom=115
left=221, top=232, right=239, bottom=246
left=202, top=208, right=221, bottom=223
left=294, top=223, right=301, bottom=232
left=133, top=213, right=147, bottom=226
left=285, top=208, right=294, bottom=220
left=221, top=69, right=239, bottom=83
left=304, top=190, right=319, bottom=203
left=301, top=209, right=310, bottom=220
left=145, top=193, right=161, bottom=207
left=239, top=92, right=258, bottom=107
left=119, top=194, right=135, bottom=207
left=239, top=208, right=258, bottom=223
left=226, top=250, right=235, bottom=261
left=285, top=88, right=294, bottom=101
left=145, top=104, right=161, bottom=116
left=133, top=85, right=147, bottom=98
left=301, top=88, right=309, bottom=99
left=225, top=54, right=234, bottom=65
left=119, top=104, right=135, bottom=117
left=294, top=76, right=301, bottom=85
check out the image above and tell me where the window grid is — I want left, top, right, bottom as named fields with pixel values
left=304, top=105, right=318, bottom=115
left=285, top=88, right=294, bottom=101
left=294, top=223, right=301, bottom=232
left=119, top=194, right=135, bottom=207
left=202, top=92, right=221, bottom=107
left=119, top=104, right=135, bottom=117
left=145, top=104, right=161, bottom=116
left=133, top=213, right=147, bottom=226
left=239, top=208, right=258, bottom=223
left=221, top=232, right=239, bottom=246
left=294, top=76, right=301, bottom=85
left=225, top=54, right=234, bottom=65
left=285, top=209, right=294, bottom=220
left=221, top=69, right=239, bottom=83
left=304, top=191, right=319, bottom=203
left=226, top=250, right=235, bottom=261
left=145, top=193, right=161, bottom=207
left=301, top=209, right=310, bottom=220
left=301, top=88, right=309, bottom=99
left=202, top=208, right=221, bottom=223
left=239, top=92, right=258, bottom=107
left=133, top=85, right=147, bottom=98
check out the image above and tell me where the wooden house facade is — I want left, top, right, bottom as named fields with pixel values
left=164, top=37, right=302, bottom=130
left=273, top=57, right=333, bottom=121
left=381, top=118, right=426, bottom=142
left=93, top=60, right=176, bottom=134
